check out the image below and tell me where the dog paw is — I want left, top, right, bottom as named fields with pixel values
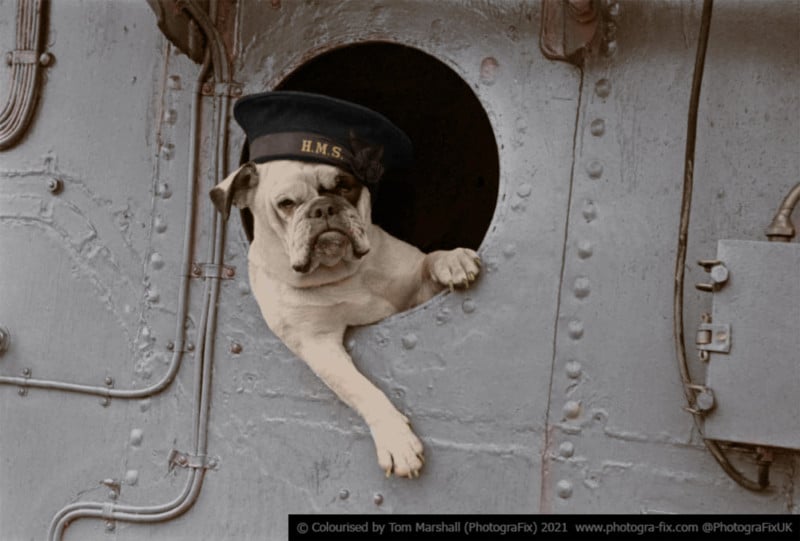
left=369, top=413, right=425, bottom=479
left=428, top=248, right=481, bottom=291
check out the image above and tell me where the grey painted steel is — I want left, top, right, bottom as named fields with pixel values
left=703, top=240, right=800, bottom=450
left=0, top=1, right=798, bottom=540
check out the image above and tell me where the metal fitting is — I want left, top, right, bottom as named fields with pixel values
left=0, top=325, right=10, bottom=355
left=696, top=260, right=729, bottom=292
left=47, top=178, right=63, bottom=194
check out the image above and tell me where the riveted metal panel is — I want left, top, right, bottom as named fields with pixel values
left=703, top=240, right=800, bottom=450
left=1, top=1, right=799, bottom=540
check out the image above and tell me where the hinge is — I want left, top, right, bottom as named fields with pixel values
left=168, top=449, right=219, bottom=472
left=696, top=322, right=731, bottom=354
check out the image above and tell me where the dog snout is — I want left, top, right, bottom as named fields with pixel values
left=306, top=197, right=341, bottom=220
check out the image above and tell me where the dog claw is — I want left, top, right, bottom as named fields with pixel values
left=385, top=467, right=393, bottom=478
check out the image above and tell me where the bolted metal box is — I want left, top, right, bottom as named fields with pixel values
left=703, top=239, right=800, bottom=450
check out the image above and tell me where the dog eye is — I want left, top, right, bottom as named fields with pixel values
left=335, top=177, right=353, bottom=193
left=277, top=198, right=295, bottom=210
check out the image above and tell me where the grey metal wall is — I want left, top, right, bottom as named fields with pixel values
left=0, top=1, right=797, bottom=540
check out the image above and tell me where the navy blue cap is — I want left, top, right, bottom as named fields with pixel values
left=233, top=91, right=413, bottom=186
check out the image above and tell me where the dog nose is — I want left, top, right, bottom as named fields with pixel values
left=307, top=198, right=338, bottom=219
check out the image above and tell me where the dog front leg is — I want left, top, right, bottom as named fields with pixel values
left=293, top=332, right=424, bottom=478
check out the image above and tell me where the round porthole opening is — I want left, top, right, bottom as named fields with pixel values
left=272, top=42, right=499, bottom=253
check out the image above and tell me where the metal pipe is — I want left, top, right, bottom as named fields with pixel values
left=49, top=1, right=232, bottom=536
left=0, top=0, right=47, bottom=150
left=672, top=0, right=768, bottom=492
left=0, top=26, right=202, bottom=401
left=765, top=182, right=800, bottom=242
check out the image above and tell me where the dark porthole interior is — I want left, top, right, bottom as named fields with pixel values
left=261, top=42, right=499, bottom=253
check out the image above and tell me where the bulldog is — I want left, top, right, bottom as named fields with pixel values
left=211, top=158, right=481, bottom=478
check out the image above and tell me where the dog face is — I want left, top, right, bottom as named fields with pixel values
left=211, top=160, right=373, bottom=277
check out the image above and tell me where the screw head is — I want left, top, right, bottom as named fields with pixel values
left=373, top=493, right=384, bottom=506
left=224, top=267, right=236, bottom=278
left=230, top=342, right=242, bottom=354
left=39, top=52, right=53, bottom=66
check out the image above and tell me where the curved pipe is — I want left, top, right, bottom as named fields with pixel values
left=765, top=182, right=800, bottom=242
left=0, top=0, right=48, bottom=150
left=48, top=1, right=232, bottom=537
left=673, top=0, right=768, bottom=492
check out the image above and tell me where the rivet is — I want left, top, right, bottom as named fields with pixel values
left=124, top=470, right=139, bottom=486
left=150, top=252, right=165, bottom=270
left=339, top=489, right=350, bottom=500
left=567, top=319, right=584, bottom=340
left=563, top=400, right=581, bottom=419
left=401, top=334, right=418, bottom=350
left=502, top=244, right=517, bottom=258
left=158, top=182, right=172, bottom=199
left=462, top=298, right=476, bottom=314
left=154, top=216, right=167, bottom=233
left=167, top=75, right=181, bottom=90
left=139, top=399, right=150, bottom=412
left=108, top=490, right=118, bottom=501
left=163, top=109, right=177, bottom=124
left=166, top=341, right=174, bottom=351
left=603, top=40, right=618, bottom=57
left=586, top=160, right=603, bottom=179
left=606, top=0, right=621, bottom=18
left=105, top=521, right=115, bottom=532
left=202, top=82, right=214, bottom=94
left=177, top=455, right=188, bottom=465
left=147, top=289, right=160, bottom=303
left=573, top=276, right=590, bottom=299
left=517, top=183, right=532, bottom=198
left=230, top=342, right=242, bottom=354
left=565, top=360, right=582, bottom=379
left=479, top=57, right=499, bottom=85
left=435, top=308, right=452, bottom=325
left=191, top=264, right=202, bottom=277
left=39, top=52, right=53, bottom=66
left=46, top=178, right=63, bottom=194
left=160, top=143, right=175, bottom=160
left=559, top=441, right=575, bottom=458
left=22, top=367, right=31, bottom=377
left=18, top=387, right=27, bottom=396
left=556, top=480, right=573, bottom=499
left=590, top=119, right=605, bottom=136
left=577, top=241, right=593, bottom=259
left=130, top=428, right=144, bottom=447
left=582, top=201, right=597, bottom=222
left=594, top=78, right=611, bottom=98
left=100, top=397, right=110, bottom=407
left=207, top=458, right=218, bottom=469
left=187, top=342, right=195, bottom=352
left=224, top=267, right=236, bottom=279
left=105, top=376, right=114, bottom=387
left=373, top=493, right=384, bottom=506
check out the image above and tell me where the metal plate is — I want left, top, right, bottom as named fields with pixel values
left=704, top=240, right=800, bottom=450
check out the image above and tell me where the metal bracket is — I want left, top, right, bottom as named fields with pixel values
left=168, top=449, right=219, bottom=472
left=696, top=323, right=731, bottom=354
left=200, top=81, right=243, bottom=98
left=190, top=263, right=235, bottom=280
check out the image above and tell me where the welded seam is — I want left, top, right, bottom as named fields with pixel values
left=539, top=66, right=584, bottom=512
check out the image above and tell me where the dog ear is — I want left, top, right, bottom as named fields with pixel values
left=356, top=182, right=372, bottom=226
left=209, top=162, right=259, bottom=221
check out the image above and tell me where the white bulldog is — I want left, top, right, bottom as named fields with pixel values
left=211, top=159, right=480, bottom=478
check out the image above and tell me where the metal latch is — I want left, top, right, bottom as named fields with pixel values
left=168, top=449, right=219, bottom=472
left=696, top=259, right=729, bottom=292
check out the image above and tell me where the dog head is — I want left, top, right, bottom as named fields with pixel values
left=211, top=159, right=373, bottom=281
